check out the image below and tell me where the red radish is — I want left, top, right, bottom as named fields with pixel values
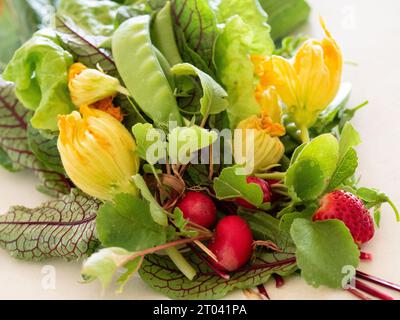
left=208, top=216, right=253, bottom=271
left=177, top=191, right=217, bottom=228
left=313, top=190, right=375, bottom=245
left=235, top=177, right=272, bottom=209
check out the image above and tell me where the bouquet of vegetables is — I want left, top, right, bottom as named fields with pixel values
left=0, top=0, right=398, bottom=300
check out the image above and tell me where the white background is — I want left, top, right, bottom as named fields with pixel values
left=0, top=0, right=399, bottom=299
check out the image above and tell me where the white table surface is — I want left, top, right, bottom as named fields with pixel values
left=1, top=0, right=400, bottom=300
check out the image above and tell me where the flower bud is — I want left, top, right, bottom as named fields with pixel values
left=68, top=63, right=129, bottom=107
left=235, top=113, right=285, bottom=173
left=57, top=105, right=139, bottom=201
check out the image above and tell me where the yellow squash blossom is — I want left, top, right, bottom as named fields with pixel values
left=271, top=18, right=343, bottom=142
left=235, top=112, right=285, bottom=174
left=68, top=63, right=130, bottom=107
left=252, top=55, right=283, bottom=124
left=57, top=105, right=140, bottom=201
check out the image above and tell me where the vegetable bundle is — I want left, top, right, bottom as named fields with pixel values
left=0, top=0, right=398, bottom=300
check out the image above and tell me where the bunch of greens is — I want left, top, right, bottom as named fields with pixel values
left=0, top=0, right=398, bottom=300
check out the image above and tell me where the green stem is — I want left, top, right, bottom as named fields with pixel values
left=256, top=172, right=286, bottom=180
left=387, top=199, right=400, bottom=222
left=299, top=124, right=310, bottom=144
left=165, top=247, right=197, bottom=280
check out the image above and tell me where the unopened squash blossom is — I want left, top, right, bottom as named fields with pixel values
left=268, top=19, right=342, bottom=142
left=68, top=63, right=130, bottom=107
left=57, top=105, right=140, bottom=201
left=235, top=112, right=285, bottom=174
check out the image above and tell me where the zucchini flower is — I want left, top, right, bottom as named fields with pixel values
left=271, top=18, right=343, bottom=142
left=235, top=112, right=285, bottom=174
left=68, top=63, right=130, bottom=107
left=57, top=105, right=140, bottom=201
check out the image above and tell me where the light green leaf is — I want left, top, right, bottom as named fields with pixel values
left=356, top=187, right=399, bottom=221
left=168, top=126, right=218, bottom=165
left=215, top=0, right=274, bottom=54
left=3, top=29, right=75, bottom=131
left=96, top=194, right=167, bottom=251
left=81, top=247, right=139, bottom=289
left=286, top=159, right=325, bottom=201
left=339, top=123, right=361, bottom=159
left=132, top=123, right=167, bottom=163
left=326, top=148, right=358, bottom=192
left=291, top=134, right=339, bottom=183
left=291, top=219, right=360, bottom=288
left=171, top=63, right=228, bottom=118
left=132, top=174, right=169, bottom=226
left=58, top=0, right=121, bottom=36
left=215, top=16, right=261, bottom=128
left=213, top=165, right=263, bottom=206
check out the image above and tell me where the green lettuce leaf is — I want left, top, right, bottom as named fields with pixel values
left=58, top=0, right=121, bottom=36
left=214, top=0, right=274, bottom=54
left=0, top=189, right=100, bottom=261
left=3, top=29, right=75, bottom=131
left=215, top=16, right=261, bottom=128
left=291, top=218, right=360, bottom=288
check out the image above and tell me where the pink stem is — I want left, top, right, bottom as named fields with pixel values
left=257, top=284, right=270, bottom=300
left=357, top=270, right=400, bottom=293
left=347, top=288, right=371, bottom=300
left=355, top=280, right=395, bottom=300
left=273, top=274, right=285, bottom=288
left=360, top=252, right=373, bottom=261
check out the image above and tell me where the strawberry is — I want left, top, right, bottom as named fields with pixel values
left=313, top=190, right=375, bottom=245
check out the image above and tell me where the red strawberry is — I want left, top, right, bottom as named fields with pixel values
left=313, top=190, right=375, bottom=245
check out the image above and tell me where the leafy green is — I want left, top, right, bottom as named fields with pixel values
left=215, top=16, right=261, bottom=128
left=290, top=219, right=360, bottom=288
left=355, top=187, right=399, bottom=222
left=274, top=35, right=307, bottom=58
left=286, top=159, right=325, bottom=201
left=27, top=124, right=64, bottom=174
left=0, top=189, right=100, bottom=261
left=285, top=134, right=339, bottom=200
left=215, top=0, right=274, bottom=54
left=81, top=247, right=142, bottom=291
left=213, top=165, right=264, bottom=206
left=168, top=126, right=218, bottom=165
left=239, top=211, right=295, bottom=251
left=3, top=29, right=75, bottom=131
left=132, top=174, right=169, bottom=226
left=259, top=0, right=311, bottom=41
left=170, top=0, right=218, bottom=76
left=171, top=63, right=228, bottom=119
left=132, top=123, right=167, bottom=163
left=58, top=0, right=121, bottom=36
left=326, top=148, right=358, bottom=192
left=96, top=194, right=167, bottom=251
left=339, top=123, right=361, bottom=159
left=0, top=78, right=71, bottom=196
left=139, top=246, right=296, bottom=300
